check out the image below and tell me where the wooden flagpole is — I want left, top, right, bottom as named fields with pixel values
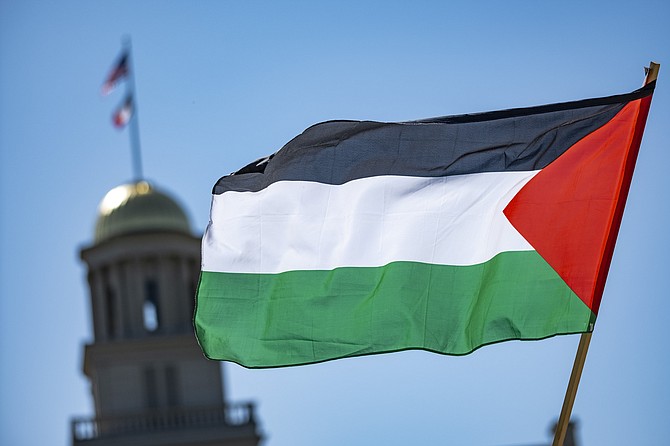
left=551, top=332, right=591, bottom=446
left=551, top=61, right=659, bottom=446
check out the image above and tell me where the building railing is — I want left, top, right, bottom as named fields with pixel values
left=71, top=403, right=256, bottom=442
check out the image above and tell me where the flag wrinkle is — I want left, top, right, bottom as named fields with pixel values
left=211, top=104, right=625, bottom=195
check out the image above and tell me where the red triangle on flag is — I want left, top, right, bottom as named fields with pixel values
left=504, top=97, right=650, bottom=314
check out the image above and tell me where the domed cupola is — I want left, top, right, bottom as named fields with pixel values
left=94, top=181, right=191, bottom=243
left=76, top=179, right=261, bottom=445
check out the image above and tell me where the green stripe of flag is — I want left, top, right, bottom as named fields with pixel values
left=195, top=250, right=594, bottom=368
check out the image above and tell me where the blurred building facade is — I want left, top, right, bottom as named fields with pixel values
left=71, top=181, right=262, bottom=446
left=506, top=420, right=580, bottom=446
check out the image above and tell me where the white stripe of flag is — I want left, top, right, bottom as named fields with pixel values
left=203, top=170, right=538, bottom=274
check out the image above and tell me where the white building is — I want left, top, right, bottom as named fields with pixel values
left=71, top=181, right=262, bottom=446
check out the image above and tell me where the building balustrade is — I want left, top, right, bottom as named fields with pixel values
left=71, top=403, right=256, bottom=442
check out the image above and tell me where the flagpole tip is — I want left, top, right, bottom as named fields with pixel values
left=645, top=62, right=660, bottom=84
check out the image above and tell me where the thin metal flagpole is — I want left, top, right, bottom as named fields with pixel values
left=551, top=61, right=659, bottom=446
left=123, top=36, right=144, bottom=182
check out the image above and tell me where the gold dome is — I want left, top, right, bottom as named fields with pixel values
left=94, top=181, right=191, bottom=243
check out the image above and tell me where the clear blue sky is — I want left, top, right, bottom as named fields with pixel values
left=1, top=1, right=669, bottom=445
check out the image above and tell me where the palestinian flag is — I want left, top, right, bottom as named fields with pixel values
left=195, top=81, right=655, bottom=368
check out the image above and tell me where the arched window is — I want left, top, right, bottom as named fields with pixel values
left=143, top=279, right=160, bottom=332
